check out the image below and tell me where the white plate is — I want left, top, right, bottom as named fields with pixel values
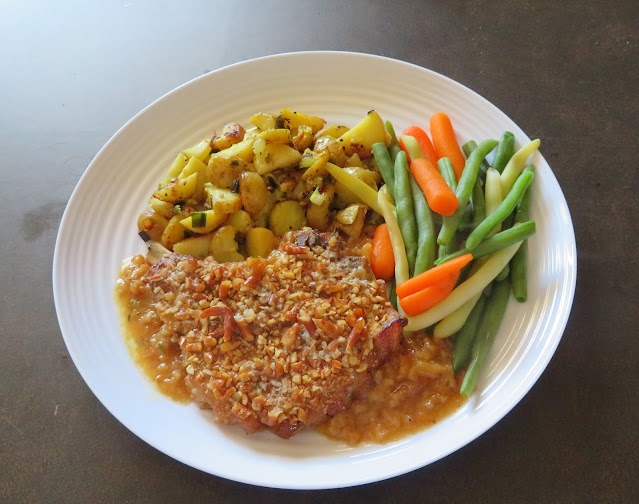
left=53, top=51, right=576, bottom=489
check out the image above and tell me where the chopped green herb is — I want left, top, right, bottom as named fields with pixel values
left=183, top=230, right=195, bottom=239
left=191, top=212, right=207, bottom=228
left=138, top=230, right=150, bottom=242
left=267, top=175, right=278, bottom=191
left=172, top=204, right=182, bottom=215
left=231, top=179, right=240, bottom=193
left=229, top=160, right=239, bottom=166
left=275, top=114, right=286, bottom=129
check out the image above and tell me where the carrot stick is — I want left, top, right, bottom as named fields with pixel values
left=399, top=271, right=459, bottom=316
left=370, top=223, right=395, bottom=280
left=396, top=252, right=473, bottom=299
left=410, top=158, right=459, bottom=217
left=430, top=112, right=466, bottom=182
left=402, top=126, right=439, bottom=166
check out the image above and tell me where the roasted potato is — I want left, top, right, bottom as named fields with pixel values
left=280, top=108, right=325, bottom=133
left=334, top=166, right=382, bottom=207
left=239, top=171, right=269, bottom=215
left=137, top=211, right=169, bottom=243
left=180, top=209, right=227, bottom=234
left=173, top=234, right=211, bottom=259
left=335, top=204, right=367, bottom=240
left=210, top=122, right=246, bottom=152
left=205, top=184, right=243, bottom=214
left=182, top=139, right=212, bottom=162
left=226, top=210, right=254, bottom=235
left=154, top=172, right=198, bottom=203
left=161, top=214, right=190, bottom=250
left=269, top=201, right=306, bottom=236
left=337, top=110, right=390, bottom=158
left=306, top=184, right=335, bottom=230
left=249, top=112, right=277, bottom=130
left=246, top=227, right=279, bottom=258
left=210, top=225, right=244, bottom=262
left=178, top=156, right=207, bottom=202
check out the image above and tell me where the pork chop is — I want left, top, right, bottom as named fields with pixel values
left=143, top=230, right=407, bottom=438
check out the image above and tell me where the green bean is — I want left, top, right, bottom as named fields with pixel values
left=435, top=220, right=536, bottom=265
left=465, top=170, right=534, bottom=250
left=410, top=176, right=436, bottom=275
left=495, top=263, right=510, bottom=282
left=388, top=278, right=398, bottom=310
left=372, top=142, right=396, bottom=198
left=453, top=294, right=487, bottom=372
left=470, top=176, right=485, bottom=228
left=511, top=164, right=535, bottom=302
left=438, top=234, right=457, bottom=260
left=460, top=278, right=511, bottom=396
left=462, top=139, right=490, bottom=179
left=438, top=139, right=498, bottom=246
left=385, top=120, right=403, bottom=161
left=437, top=157, right=457, bottom=192
left=491, top=131, right=515, bottom=173
left=394, top=151, right=418, bottom=273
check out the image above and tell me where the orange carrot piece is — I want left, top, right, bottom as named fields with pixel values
left=396, top=252, right=473, bottom=299
left=399, top=271, right=459, bottom=316
left=402, top=126, right=439, bottom=166
left=430, top=112, right=466, bottom=181
left=370, top=223, right=395, bottom=280
left=410, top=158, right=459, bottom=217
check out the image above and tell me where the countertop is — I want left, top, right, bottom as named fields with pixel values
left=1, top=1, right=637, bottom=502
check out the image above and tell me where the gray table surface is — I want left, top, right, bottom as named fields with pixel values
left=1, top=1, right=637, bottom=502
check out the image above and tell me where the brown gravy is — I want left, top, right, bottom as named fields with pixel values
left=115, top=255, right=465, bottom=444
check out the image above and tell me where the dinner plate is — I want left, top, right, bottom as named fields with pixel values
left=53, top=51, right=576, bottom=489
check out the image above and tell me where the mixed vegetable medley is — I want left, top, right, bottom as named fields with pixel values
left=136, top=107, right=539, bottom=396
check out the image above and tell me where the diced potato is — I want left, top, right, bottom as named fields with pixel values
left=252, top=190, right=278, bottom=228
left=336, top=204, right=362, bottom=225
left=178, top=156, right=207, bottom=202
left=345, top=153, right=364, bottom=167
left=226, top=210, right=254, bottom=234
left=210, top=123, right=245, bottom=152
left=260, top=128, right=291, bottom=144
left=137, top=211, right=169, bottom=242
left=210, top=225, right=244, bottom=263
left=153, top=173, right=198, bottom=202
left=337, top=110, right=390, bottom=158
left=292, top=125, right=314, bottom=152
left=148, top=197, right=175, bottom=219
left=173, top=234, right=211, bottom=259
left=315, top=124, right=349, bottom=140
left=208, top=137, right=254, bottom=163
left=269, top=200, right=306, bottom=236
left=243, top=127, right=260, bottom=142
left=182, top=139, right=212, bottom=161
left=249, top=112, right=277, bottom=131
left=306, top=184, right=335, bottom=230
left=161, top=214, right=190, bottom=250
left=314, top=135, right=348, bottom=167
left=239, top=171, right=269, bottom=215
left=334, top=166, right=382, bottom=207
left=207, top=157, right=248, bottom=189
left=167, top=152, right=189, bottom=178
left=336, top=205, right=367, bottom=240
left=301, top=149, right=330, bottom=180
left=254, top=143, right=302, bottom=175
left=246, top=228, right=279, bottom=258
left=204, top=184, right=243, bottom=214
left=280, top=108, right=325, bottom=133
left=180, top=209, right=227, bottom=234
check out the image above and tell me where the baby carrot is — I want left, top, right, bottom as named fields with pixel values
left=430, top=112, right=466, bottom=181
left=396, top=253, right=473, bottom=299
left=410, top=158, right=459, bottom=216
left=400, top=271, right=459, bottom=316
left=402, top=125, right=439, bottom=166
left=370, top=223, right=395, bottom=281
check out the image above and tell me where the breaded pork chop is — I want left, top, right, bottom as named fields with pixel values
left=144, top=230, right=407, bottom=438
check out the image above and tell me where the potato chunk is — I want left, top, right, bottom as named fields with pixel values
left=246, top=228, right=279, bottom=258
left=269, top=201, right=306, bottom=236
left=338, top=110, right=389, bottom=158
